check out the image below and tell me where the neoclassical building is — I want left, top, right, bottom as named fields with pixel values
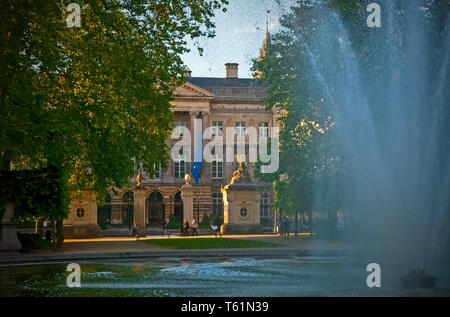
left=64, top=29, right=277, bottom=238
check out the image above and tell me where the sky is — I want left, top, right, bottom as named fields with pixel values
left=181, top=0, right=297, bottom=78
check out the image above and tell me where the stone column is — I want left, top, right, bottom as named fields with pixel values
left=134, top=189, right=147, bottom=237
left=0, top=202, right=22, bottom=253
left=181, top=178, right=194, bottom=224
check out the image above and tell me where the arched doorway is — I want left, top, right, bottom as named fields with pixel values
left=122, top=191, right=134, bottom=229
left=97, top=194, right=112, bottom=229
left=174, top=191, right=183, bottom=223
left=146, top=191, right=165, bottom=227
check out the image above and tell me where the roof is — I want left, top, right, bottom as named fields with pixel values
left=186, top=77, right=263, bottom=89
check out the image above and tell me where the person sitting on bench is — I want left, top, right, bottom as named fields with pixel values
left=210, top=221, right=221, bottom=238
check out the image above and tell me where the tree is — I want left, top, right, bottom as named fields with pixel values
left=254, top=0, right=449, bottom=240
left=253, top=0, right=342, bottom=236
left=0, top=0, right=228, bottom=210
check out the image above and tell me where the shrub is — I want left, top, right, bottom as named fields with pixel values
left=165, top=213, right=181, bottom=229
left=17, top=233, right=51, bottom=252
left=199, top=213, right=212, bottom=229
left=98, top=217, right=108, bottom=230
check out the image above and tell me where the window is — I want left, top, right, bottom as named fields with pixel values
left=235, top=122, right=246, bottom=137
left=260, top=192, right=270, bottom=217
left=240, top=207, right=248, bottom=218
left=212, top=121, right=223, bottom=137
left=259, top=122, right=269, bottom=138
left=172, top=121, right=186, bottom=138
left=76, top=208, right=85, bottom=218
left=211, top=152, right=223, bottom=179
left=174, top=148, right=185, bottom=178
left=151, top=163, right=162, bottom=179
left=174, top=161, right=185, bottom=178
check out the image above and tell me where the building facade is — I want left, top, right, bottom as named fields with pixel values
left=64, top=31, right=277, bottom=238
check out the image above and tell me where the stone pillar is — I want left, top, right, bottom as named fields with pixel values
left=0, top=202, right=22, bottom=253
left=181, top=179, right=194, bottom=224
left=134, top=189, right=147, bottom=237
left=202, top=112, right=209, bottom=130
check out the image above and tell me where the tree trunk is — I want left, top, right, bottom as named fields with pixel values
left=279, top=208, right=283, bottom=236
left=295, top=212, right=298, bottom=237
left=273, top=208, right=277, bottom=234
left=56, top=219, right=64, bottom=247
left=52, top=214, right=56, bottom=252
left=308, top=210, right=313, bottom=236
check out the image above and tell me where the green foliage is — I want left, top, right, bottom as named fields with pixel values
left=200, top=213, right=211, bottom=226
left=165, top=213, right=181, bottom=229
left=254, top=0, right=449, bottom=234
left=17, top=233, right=52, bottom=252
left=98, top=216, right=108, bottom=230
left=252, top=0, right=341, bottom=218
left=0, top=0, right=228, bottom=202
left=0, top=165, right=70, bottom=222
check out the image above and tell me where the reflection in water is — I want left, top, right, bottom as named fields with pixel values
left=0, top=257, right=449, bottom=297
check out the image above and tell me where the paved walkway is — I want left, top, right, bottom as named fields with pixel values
left=0, top=234, right=361, bottom=266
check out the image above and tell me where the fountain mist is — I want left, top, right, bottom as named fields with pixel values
left=301, top=1, right=449, bottom=287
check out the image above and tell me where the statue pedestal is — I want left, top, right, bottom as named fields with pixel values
left=0, top=202, right=22, bottom=253
left=181, top=183, right=194, bottom=224
left=220, top=187, right=264, bottom=235
left=134, top=189, right=147, bottom=237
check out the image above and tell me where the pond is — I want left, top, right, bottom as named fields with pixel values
left=0, top=256, right=449, bottom=297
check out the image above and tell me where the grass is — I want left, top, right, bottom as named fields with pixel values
left=145, top=237, right=282, bottom=250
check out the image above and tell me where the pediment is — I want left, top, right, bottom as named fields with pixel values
left=174, top=82, right=214, bottom=99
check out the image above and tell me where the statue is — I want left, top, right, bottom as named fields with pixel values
left=184, top=174, right=191, bottom=185
left=136, top=173, right=143, bottom=187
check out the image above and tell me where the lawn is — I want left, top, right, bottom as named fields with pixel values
left=144, top=237, right=282, bottom=249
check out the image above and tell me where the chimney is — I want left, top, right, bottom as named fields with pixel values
left=225, top=63, right=238, bottom=78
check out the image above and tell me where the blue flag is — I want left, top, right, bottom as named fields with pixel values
left=191, top=128, right=203, bottom=184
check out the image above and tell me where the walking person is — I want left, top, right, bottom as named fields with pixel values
left=191, top=218, right=199, bottom=236
left=183, top=219, right=189, bottom=237
left=132, top=221, right=139, bottom=240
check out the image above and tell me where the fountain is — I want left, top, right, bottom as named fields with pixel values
left=401, top=270, right=437, bottom=289
left=290, top=0, right=449, bottom=288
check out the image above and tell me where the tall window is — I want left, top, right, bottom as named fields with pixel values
left=211, top=152, right=223, bottom=179
left=260, top=192, right=270, bottom=217
left=174, top=148, right=185, bottom=178
left=172, top=121, right=186, bottom=138
left=259, top=122, right=269, bottom=139
left=212, top=121, right=223, bottom=137
left=235, top=122, right=246, bottom=137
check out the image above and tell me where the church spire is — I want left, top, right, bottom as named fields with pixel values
left=259, top=11, right=271, bottom=59
left=254, top=11, right=272, bottom=79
